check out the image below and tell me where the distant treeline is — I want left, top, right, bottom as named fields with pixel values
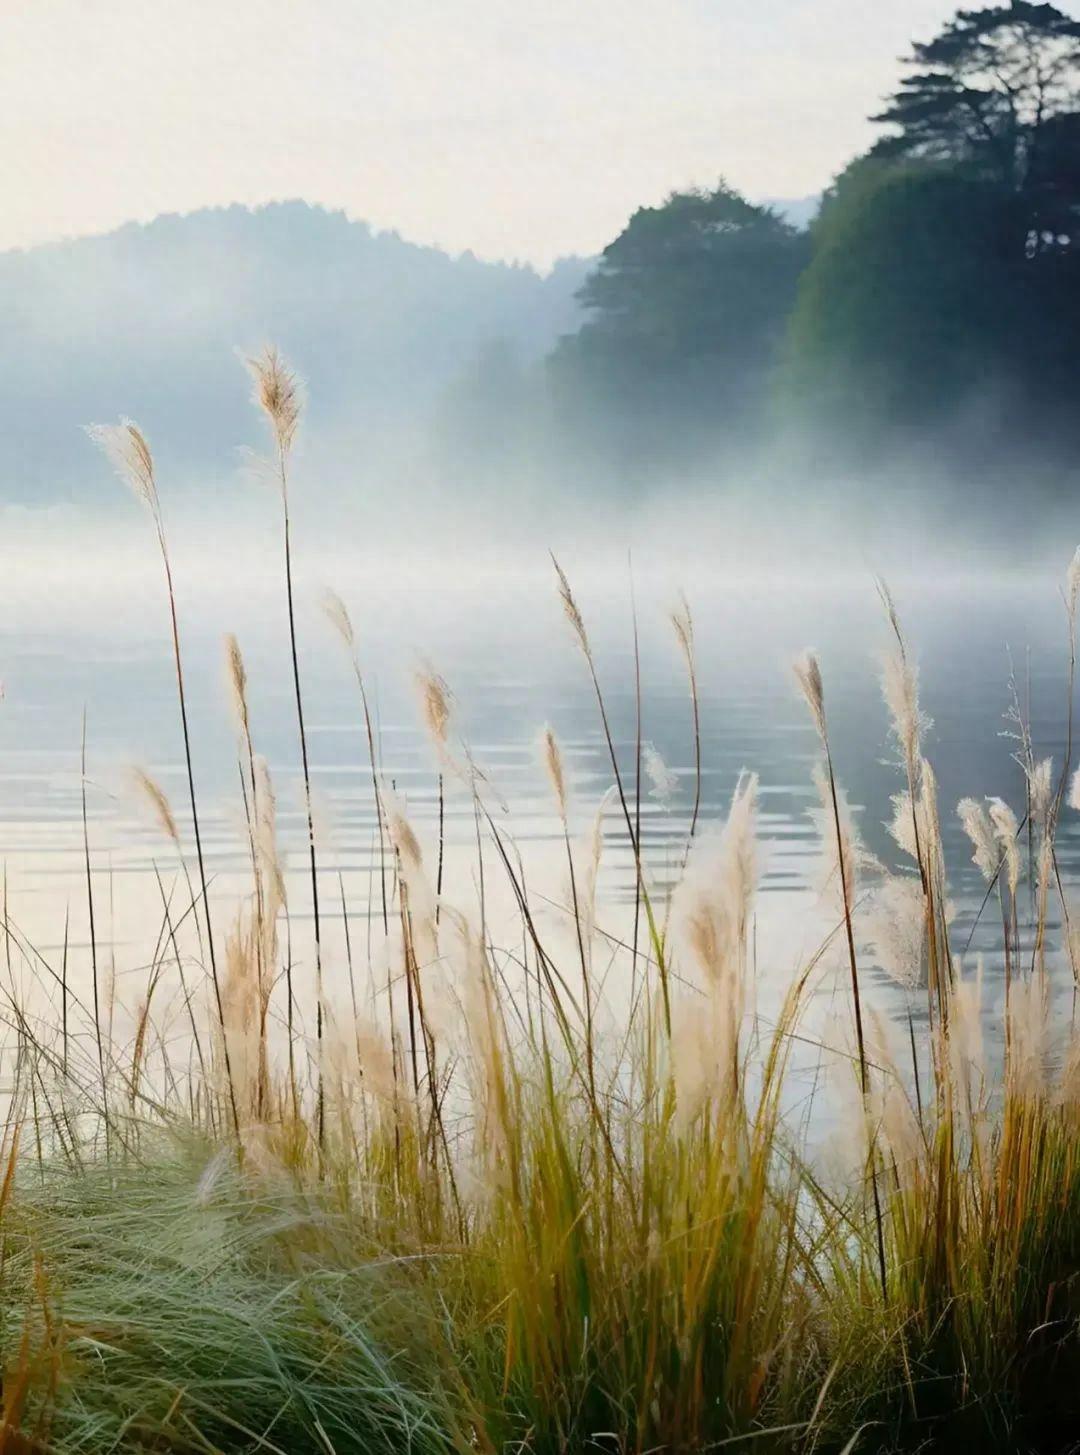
left=443, top=2, right=1080, bottom=488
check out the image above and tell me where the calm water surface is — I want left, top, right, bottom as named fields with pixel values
left=0, top=534, right=1077, bottom=1049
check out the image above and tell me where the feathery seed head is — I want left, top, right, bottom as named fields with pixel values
left=671, top=594, right=694, bottom=667
left=354, top=1020, right=398, bottom=1105
left=644, top=742, right=677, bottom=807
left=988, top=797, right=1022, bottom=898
left=245, top=346, right=302, bottom=458
left=383, top=787, right=424, bottom=879
left=1027, top=756, right=1054, bottom=826
left=322, top=588, right=355, bottom=652
left=863, top=873, right=925, bottom=992
left=957, top=797, right=998, bottom=882
left=552, top=556, right=589, bottom=656
left=1067, top=546, right=1080, bottom=622
left=224, top=634, right=250, bottom=739
left=880, top=646, right=930, bottom=769
left=130, top=767, right=180, bottom=847
left=88, top=420, right=160, bottom=515
left=540, top=725, right=568, bottom=821
left=672, top=773, right=759, bottom=987
left=253, top=755, right=286, bottom=912
left=917, top=757, right=945, bottom=870
left=793, top=651, right=826, bottom=740
left=888, top=790, right=921, bottom=861
left=416, top=669, right=452, bottom=752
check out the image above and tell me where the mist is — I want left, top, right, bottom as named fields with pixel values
left=0, top=188, right=1073, bottom=597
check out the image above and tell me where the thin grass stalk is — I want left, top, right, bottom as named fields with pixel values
left=479, top=799, right=627, bottom=1188
left=60, top=904, right=69, bottom=1081
left=147, top=518, right=243, bottom=1143
left=1026, top=649, right=1035, bottom=921
left=630, top=560, right=643, bottom=1006
left=244, top=347, right=323, bottom=1151
left=557, top=790, right=598, bottom=1112
left=90, top=421, right=240, bottom=1143
left=877, top=583, right=952, bottom=1040
left=796, top=653, right=888, bottom=1303
left=907, top=1005, right=924, bottom=1131
left=80, top=713, right=109, bottom=1150
left=339, top=870, right=358, bottom=1029
left=282, top=494, right=324, bottom=1152
left=553, top=556, right=670, bottom=1032
left=1050, top=562, right=1080, bottom=978
left=152, top=865, right=211, bottom=1110
left=397, top=879, right=461, bottom=1226
left=324, top=591, right=389, bottom=934
left=283, top=911, right=299, bottom=1121
left=673, top=594, right=702, bottom=857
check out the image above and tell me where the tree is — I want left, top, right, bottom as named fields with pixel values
left=781, top=161, right=1026, bottom=432
left=873, top=4, right=1080, bottom=240
left=777, top=4, right=1080, bottom=452
left=549, top=184, right=809, bottom=472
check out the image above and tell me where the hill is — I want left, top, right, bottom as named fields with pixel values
left=0, top=201, right=588, bottom=501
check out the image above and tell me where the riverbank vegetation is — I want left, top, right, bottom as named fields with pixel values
left=482, top=3, right=1080, bottom=491
left=0, top=351, right=1077, bottom=1452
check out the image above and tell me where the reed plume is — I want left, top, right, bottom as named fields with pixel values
left=988, top=798, right=1022, bottom=903
left=864, top=873, right=925, bottom=994
left=49, top=366, right=1080, bottom=1453
left=795, top=647, right=887, bottom=1301
left=224, top=633, right=251, bottom=745
left=1027, top=756, right=1054, bottom=828
left=247, top=345, right=301, bottom=462
left=88, top=419, right=239, bottom=1142
left=958, top=797, right=1000, bottom=883
left=552, top=555, right=669, bottom=1031
left=669, top=774, right=757, bottom=1128
left=322, top=589, right=389, bottom=933
left=253, top=755, right=286, bottom=914
left=644, top=742, right=677, bottom=807
left=245, top=346, right=324, bottom=1154
left=540, top=725, right=568, bottom=823
left=671, top=594, right=701, bottom=846
left=792, top=650, right=826, bottom=741
left=416, top=669, right=453, bottom=759
left=672, top=775, right=757, bottom=997
left=130, top=768, right=180, bottom=848
left=87, top=420, right=159, bottom=513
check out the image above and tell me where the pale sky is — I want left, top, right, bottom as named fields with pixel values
left=4, top=0, right=1066, bottom=268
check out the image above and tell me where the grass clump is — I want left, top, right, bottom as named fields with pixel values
left=2, top=1150, right=455, bottom=1453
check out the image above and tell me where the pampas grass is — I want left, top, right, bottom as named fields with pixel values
left=797, top=650, right=888, bottom=1300
left=17, top=358, right=1080, bottom=1452
left=245, top=346, right=325, bottom=1153
left=89, top=419, right=240, bottom=1142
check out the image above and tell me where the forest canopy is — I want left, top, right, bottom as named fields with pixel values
left=497, top=2, right=1080, bottom=484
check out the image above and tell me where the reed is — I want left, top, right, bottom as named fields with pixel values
left=88, top=420, right=240, bottom=1143
left=245, top=347, right=325, bottom=1155
left=3, top=359, right=1079, bottom=1451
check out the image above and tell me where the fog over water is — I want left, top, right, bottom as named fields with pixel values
left=0, top=188, right=1075, bottom=1077
left=3, top=492, right=1079, bottom=1064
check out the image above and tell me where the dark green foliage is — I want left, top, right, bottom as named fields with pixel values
left=872, top=4, right=1080, bottom=201
left=538, top=6, right=1080, bottom=475
left=781, top=162, right=1026, bottom=430
left=772, top=6, right=1080, bottom=453
left=547, top=184, right=809, bottom=475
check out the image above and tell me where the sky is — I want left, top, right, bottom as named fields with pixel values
left=6, top=0, right=1071, bottom=268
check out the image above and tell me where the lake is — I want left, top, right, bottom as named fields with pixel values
left=0, top=508, right=1077, bottom=1071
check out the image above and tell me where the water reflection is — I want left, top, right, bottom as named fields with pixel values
left=0, top=547, right=1075, bottom=1049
